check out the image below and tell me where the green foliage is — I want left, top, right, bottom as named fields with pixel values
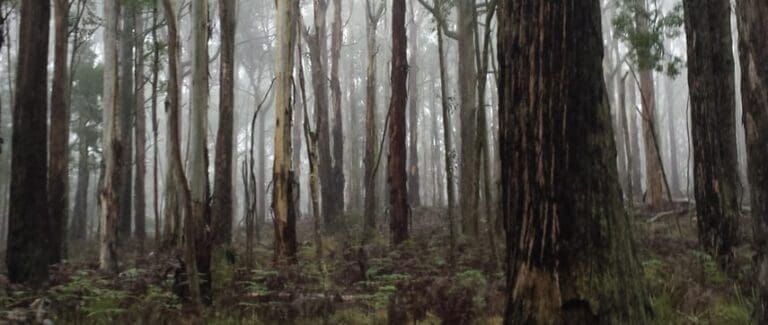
left=612, top=0, right=685, bottom=76
left=55, top=271, right=130, bottom=321
left=691, top=250, right=727, bottom=286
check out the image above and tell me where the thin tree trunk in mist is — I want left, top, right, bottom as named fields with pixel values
left=683, top=0, right=740, bottom=267
left=475, top=0, right=497, bottom=269
left=665, top=77, right=680, bottom=198
left=213, top=0, right=236, bottom=247
left=6, top=0, right=51, bottom=284
left=134, top=11, right=147, bottom=248
left=737, top=0, right=768, bottom=320
left=307, top=0, right=335, bottom=229
left=99, top=0, right=120, bottom=274
left=435, top=0, right=455, bottom=265
left=633, top=0, right=664, bottom=208
left=151, top=3, right=161, bottom=245
left=48, top=0, right=69, bottom=263
left=458, top=0, right=479, bottom=237
left=619, top=74, right=635, bottom=206
left=628, top=81, right=643, bottom=203
left=72, top=119, right=92, bottom=241
left=162, top=0, right=200, bottom=308
left=499, top=1, right=649, bottom=322
left=119, top=5, right=136, bottom=239
left=389, top=0, right=409, bottom=246
left=189, top=0, right=212, bottom=304
left=407, top=4, right=421, bottom=208
left=298, top=26, right=323, bottom=258
left=330, top=0, right=345, bottom=220
left=257, top=107, right=266, bottom=241
left=273, top=0, right=298, bottom=265
left=363, top=0, right=383, bottom=238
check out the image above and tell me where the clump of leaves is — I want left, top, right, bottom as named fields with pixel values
left=612, top=0, right=685, bottom=77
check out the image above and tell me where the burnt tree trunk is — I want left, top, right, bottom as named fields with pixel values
left=499, top=1, right=649, bottom=322
left=6, top=0, right=52, bottom=284
left=683, top=0, right=741, bottom=266
left=737, top=0, right=768, bottom=321
left=458, top=0, right=479, bottom=237
left=389, top=0, right=410, bottom=246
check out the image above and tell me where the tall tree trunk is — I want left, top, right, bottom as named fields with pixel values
left=213, top=0, right=237, bottom=247
left=407, top=6, right=421, bottom=208
left=274, top=0, right=298, bottom=265
left=189, top=0, right=212, bottom=304
left=99, top=0, right=120, bottom=274
left=330, top=0, right=345, bottom=220
left=308, top=0, right=334, bottom=229
left=458, top=0, right=479, bottom=237
left=628, top=82, right=643, bottom=203
left=389, top=0, right=410, bottom=246
left=435, top=0, right=455, bottom=264
left=619, top=75, right=635, bottom=206
left=151, top=2, right=161, bottom=245
left=737, top=0, right=768, bottom=320
left=162, top=0, right=200, bottom=308
left=363, top=0, right=384, bottom=237
left=48, top=0, right=69, bottom=263
left=257, top=110, right=266, bottom=240
left=683, top=0, right=740, bottom=266
left=633, top=0, right=665, bottom=208
left=6, top=0, right=51, bottom=284
left=499, top=1, right=649, bottom=322
left=72, top=119, right=91, bottom=241
left=665, top=77, right=680, bottom=199
left=134, top=11, right=147, bottom=248
left=119, top=5, right=136, bottom=239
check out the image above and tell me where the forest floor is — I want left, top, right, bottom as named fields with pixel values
left=0, top=205, right=756, bottom=324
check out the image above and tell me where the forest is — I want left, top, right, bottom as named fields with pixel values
left=0, top=0, right=767, bottom=323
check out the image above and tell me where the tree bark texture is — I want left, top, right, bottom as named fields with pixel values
left=99, top=0, right=120, bottom=274
left=458, top=0, right=479, bottom=237
left=499, top=1, right=649, bottom=322
left=213, top=0, right=237, bottom=247
left=6, top=0, right=52, bottom=284
left=389, top=0, right=410, bottom=246
left=738, top=0, right=768, bottom=321
left=48, top=0, right=70, bottom=263
left=683, top=0, right=741, bottom=265
left=274, top=0, right=298, bottom=265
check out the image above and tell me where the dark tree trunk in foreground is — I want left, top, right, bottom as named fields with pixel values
left=388, top=0, right=409, bottom=246
left=212, top=0, right=236, bottom=247
left=499, top=1, right=648, bottom=322
left=683, top=0, right=740, bottom=266
left=736, top=0, right=768, bottom=321
left=6, top=0, right=51, bottom=284
left=48, top=0, right=70, bottom=263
